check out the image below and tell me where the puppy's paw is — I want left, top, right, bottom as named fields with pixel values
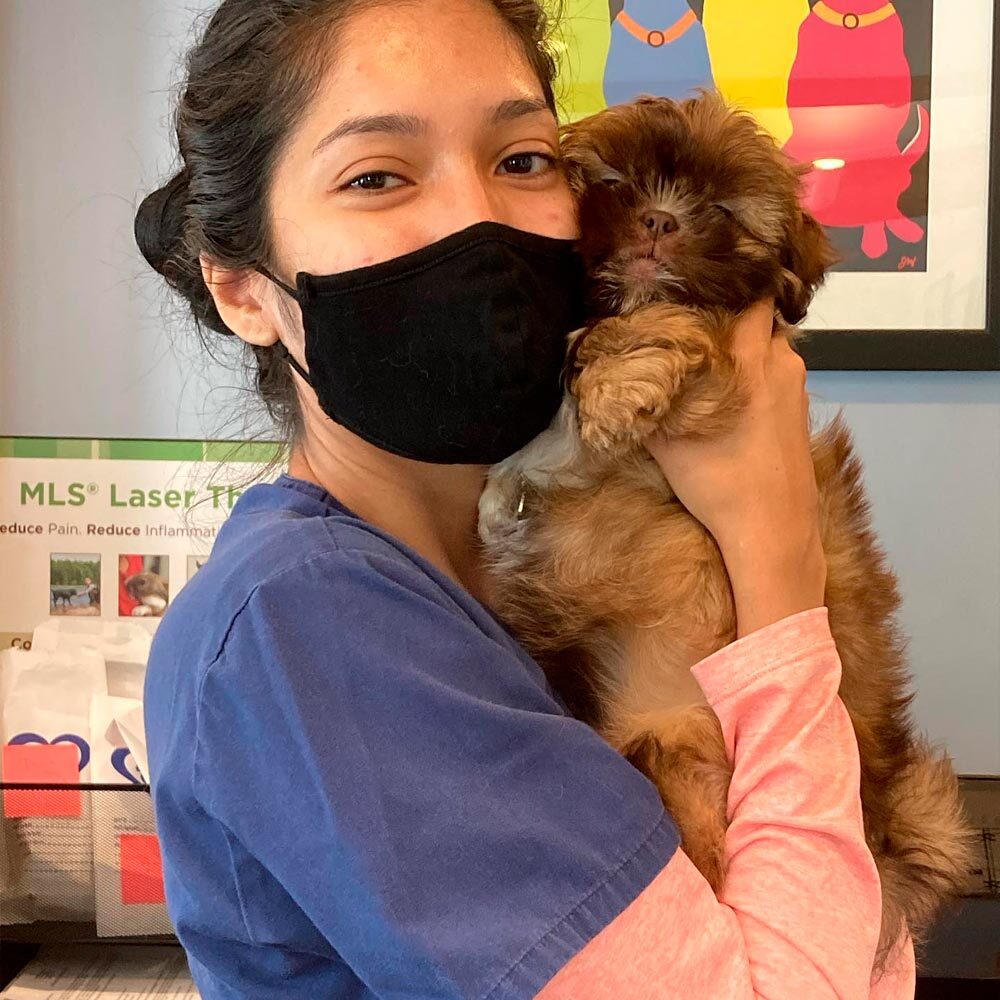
left=569, top=305, right=742, bottom=455
left=574, top=346, right=682, bottom=455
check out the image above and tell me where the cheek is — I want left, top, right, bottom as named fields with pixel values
left=524, top=174, right=580, bottom=240
left=280, top=213, right=426, bottom=275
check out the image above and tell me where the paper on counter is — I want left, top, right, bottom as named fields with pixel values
left=32, top=619, right=151, bottom=701
left=1, top=646, right=106, bottom=923
left=0, top=944, right=199, bottom=999
left=89, top=694, right=173, bottom=937
left=113, top=703, right=149, bottom=785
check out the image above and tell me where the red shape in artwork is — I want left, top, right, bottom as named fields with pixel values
left=783, top=0, right=930, bottom=259
left=2, top=742, right=81, bottom=817
left=119, top=832, right=166, bottom=904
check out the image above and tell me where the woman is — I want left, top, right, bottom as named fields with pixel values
left=137, top=1, right=914, bottom=996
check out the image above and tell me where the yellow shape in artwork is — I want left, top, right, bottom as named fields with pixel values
left=702, top=0, right=810, bottom=146
left=548, top=0, right=611, bottom=123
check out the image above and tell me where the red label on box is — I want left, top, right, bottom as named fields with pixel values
left=120, top=832, right=166, bottom=904
left=2, top=743, right=81, bottom=817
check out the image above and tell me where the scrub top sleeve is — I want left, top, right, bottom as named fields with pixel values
left=192, top=546, right=680, bottom=1000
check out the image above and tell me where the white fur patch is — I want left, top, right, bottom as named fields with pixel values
left=478, top=394, right=585, bottom=550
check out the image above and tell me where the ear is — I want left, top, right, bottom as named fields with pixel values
left=200, top=253, right=280, bottom=347
left=777, top=211, right=838, bottom=324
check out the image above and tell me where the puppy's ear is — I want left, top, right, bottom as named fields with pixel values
left=557, top=121, right=592, bottom=197
left=559, top=115, right=631, bottom=198
left=777, top=210, right=838, bottom=324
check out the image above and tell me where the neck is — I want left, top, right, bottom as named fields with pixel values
left=287, top=417, right=495, bottom=607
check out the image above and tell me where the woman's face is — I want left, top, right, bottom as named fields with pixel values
left=267, top=0, right=577, bottom=283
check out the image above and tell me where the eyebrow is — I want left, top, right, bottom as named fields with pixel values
left=311, top=97, right=553, bottom=157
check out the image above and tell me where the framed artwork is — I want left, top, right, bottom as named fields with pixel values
left=549, top=1, right=999, bottom=370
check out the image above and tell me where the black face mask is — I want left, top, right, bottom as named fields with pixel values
left=257, top=221, right=586, bottom=465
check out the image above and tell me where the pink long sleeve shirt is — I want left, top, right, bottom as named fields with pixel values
left=537, top=606, right=916, bottom=998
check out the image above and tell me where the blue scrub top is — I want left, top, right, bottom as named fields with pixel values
left=143, top=473, right=679, bottom=999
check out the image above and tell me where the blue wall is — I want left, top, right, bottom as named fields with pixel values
left=808, top=371, right=999, bottom=773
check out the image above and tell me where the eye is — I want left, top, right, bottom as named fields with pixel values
left=344, top=171, right=407, bottom=192
left=713, top=203, right=736, bottom=220
left=600, top=170, right=625, bottom=187
left=497, top=152, right=556, bottom=176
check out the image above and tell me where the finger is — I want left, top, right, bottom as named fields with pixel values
left=731, top=299, right=776, bottom=366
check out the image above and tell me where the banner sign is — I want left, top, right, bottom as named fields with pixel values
left=0, top=437, right=276, bottom=643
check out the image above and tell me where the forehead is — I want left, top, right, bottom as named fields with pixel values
left=297, top=0, right=548, bottom=139
left=584, top=107, right=712, bottom=176
left=572, top=104, right=783, bottom=195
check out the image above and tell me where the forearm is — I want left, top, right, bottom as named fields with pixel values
left=717, top=523, right=828, bottom=639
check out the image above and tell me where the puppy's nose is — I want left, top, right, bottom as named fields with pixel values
left=643, top=210, right=679, bottom=237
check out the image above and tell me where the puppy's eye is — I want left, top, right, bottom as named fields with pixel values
left=600, top=171, right=625, bottom=187
left=713, top=203, right=736, bottom=220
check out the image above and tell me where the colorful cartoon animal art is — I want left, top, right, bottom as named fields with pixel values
left=701, top=0, right=809, bottom=146
left=603, top=0, right=714, bottom=106
left=783, top=0, right=930, bottom=259
left=553, top=0, right=614, bottom=121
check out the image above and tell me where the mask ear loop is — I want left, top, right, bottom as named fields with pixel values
left=256, top=265, right=313, bottom=386
left=256, top=264, right=300, bottom=300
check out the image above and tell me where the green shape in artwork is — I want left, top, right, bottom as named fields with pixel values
left=548, top=0, right=611, bottom=123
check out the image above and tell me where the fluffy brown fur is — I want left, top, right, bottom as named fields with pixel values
left=478, top=93, right=973, bottom=981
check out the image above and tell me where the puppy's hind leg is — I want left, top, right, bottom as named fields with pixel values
left=614, top=705, right=733, bottom=893
left=569, top=304, right=748, bottom=457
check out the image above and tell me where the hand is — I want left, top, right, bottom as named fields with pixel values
left=644, top=300, right=827, bottom=636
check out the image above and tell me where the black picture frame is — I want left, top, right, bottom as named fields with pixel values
left=798, top=2, right=1000, bottom=372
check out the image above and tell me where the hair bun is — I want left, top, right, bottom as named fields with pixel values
left=134, top=168, right=190, bottom=277
left=134, top=168, right=231, bottom=336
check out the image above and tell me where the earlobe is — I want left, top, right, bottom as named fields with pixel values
left=199, top=253, right=281, bottom=347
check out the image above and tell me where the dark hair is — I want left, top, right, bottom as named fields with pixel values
left=134, top=0, right=561, bottom=455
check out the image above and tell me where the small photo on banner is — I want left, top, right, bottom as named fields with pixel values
left=118, top=554, right=170, bottom=619
left=49, top=552, right=101, bottom=617
left=186, top=555, right=207, bottom=582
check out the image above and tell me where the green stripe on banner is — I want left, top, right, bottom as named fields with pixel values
left=54, top=439, right=93, bottom=458
left=106, top=440, right=205, bottom=461
left=12, top=438, right=59, bottom=458
left=0, top=437, right=282, bottom=461
left=203, top=441, right=281, bottom=464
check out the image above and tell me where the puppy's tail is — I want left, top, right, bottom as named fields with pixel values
left=901, top=104, right=930, bottom=170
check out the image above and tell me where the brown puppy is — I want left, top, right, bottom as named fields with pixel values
left=478, top=93, right=972, bottom=980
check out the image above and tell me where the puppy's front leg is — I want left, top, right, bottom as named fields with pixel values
left=569, top=303, right=748, bottom=456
